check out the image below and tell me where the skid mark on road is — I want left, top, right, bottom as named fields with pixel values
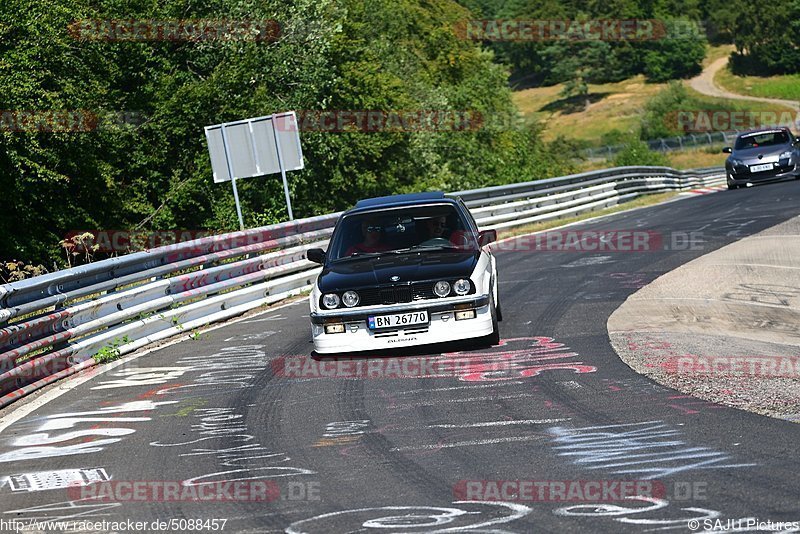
left=549, top=421, right=756, bottom=480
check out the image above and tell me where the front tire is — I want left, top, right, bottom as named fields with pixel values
left=727, top=174, right=738, bottom=190
left=485, top=295, right=500, bottom=346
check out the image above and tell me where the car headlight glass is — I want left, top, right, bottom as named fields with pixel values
left=342, top=290, right=360, bottom=308
left=433, top=280, right=451, bottom=297
left=780, top=150, right=792, bottom=159
left=453, top=279, right=471, bottom=296
left=730, top=158, right=744, bottom=166
left=322, top=293, right=340, bottom=309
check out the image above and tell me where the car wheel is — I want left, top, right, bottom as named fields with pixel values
left=485, top=295, right=500, bottom=346
left=492, top=272, right=502, bottom=322
left=727, top=175, right=738, bottom=190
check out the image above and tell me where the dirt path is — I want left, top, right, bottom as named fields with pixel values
left=688, top=56, right=800, bottom=111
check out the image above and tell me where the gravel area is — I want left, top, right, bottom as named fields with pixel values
left=608, top=215, right=800, bottom=422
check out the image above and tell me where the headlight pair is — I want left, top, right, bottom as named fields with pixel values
left=322, top=291, right=359, bottom=309
left=322, top=279, right=472, bottom=309
left=433, top=279, right=471, bottom=297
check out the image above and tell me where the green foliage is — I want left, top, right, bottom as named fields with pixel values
left=613, top=138, right=670, bottom=167
left=94, top=335, right=130, bottom=364
left=473, top=1, right=707, bottom=86
left=639, top=81, right=734, bottom=139
left=600, top=130, right=631, bottom=146
left=723, top=0, right=800, bottom=74
left=641, top=20, right=706, bottom=82
left=0, top=0, right=575, bottom=267
left=640, top=82, right=694, bottom=139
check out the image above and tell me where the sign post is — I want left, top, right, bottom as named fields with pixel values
left=205, top=112, right=304, bottom=229
left=218, top=123, right=246, bottom=230
left=272, top=121, right=294, bottom=221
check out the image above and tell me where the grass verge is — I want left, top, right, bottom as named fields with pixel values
left=513, top=75, right=665, bottom=144
left=513, top=75, right=795, bottom=147
left=715, top=68, right=800, bottom=102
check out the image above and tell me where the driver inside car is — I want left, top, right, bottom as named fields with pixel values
left=344, top=219, right=392, bottom=256
left=424, top=216, right=450, bottom=240
left=423, top=215, right=475, bottom=250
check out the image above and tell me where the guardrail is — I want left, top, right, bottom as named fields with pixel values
left=0, top=165, right=724, bottom=408
left=582, top=131, right=736, bottom=159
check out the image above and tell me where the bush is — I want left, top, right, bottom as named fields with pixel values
left=613, top=139, right=670, bottom=167
left=640, top=82, right=737, bottom=140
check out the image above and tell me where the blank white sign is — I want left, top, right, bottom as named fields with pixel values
left=205, top=111, right=304, bottom=183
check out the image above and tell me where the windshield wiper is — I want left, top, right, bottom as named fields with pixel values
left=391, top=244, right=462, bottom=254
left=331, top=252, right=384, bottom=263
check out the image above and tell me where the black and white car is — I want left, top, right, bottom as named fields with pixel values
left=305, top=192, right=500, bottom=354
left=723, top=127, right=800, bottom=189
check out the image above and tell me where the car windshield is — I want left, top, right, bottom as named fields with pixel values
left=734, top=131, right=790, bottom=150
left=327, top=204, right=477, bottom=261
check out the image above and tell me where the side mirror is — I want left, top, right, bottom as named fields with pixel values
left=722, top=147, right=732, bottom=153
left=306, top=248, right=326, bottom=264
left=478, top=229, right=497, bottom=247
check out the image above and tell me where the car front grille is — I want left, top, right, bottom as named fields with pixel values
left=360, top=283, right=433, bottom=306
left=321, top=280, right=476, bottom=309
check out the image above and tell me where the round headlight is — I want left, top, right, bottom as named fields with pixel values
left=453, top=279, right=471, bottom=295
left=433, top=280, right=451, bottom=297
left=342, top=290, right=360, bottom=308
left=322, top=293, right=340, bottom=309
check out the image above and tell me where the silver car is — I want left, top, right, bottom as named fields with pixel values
left=723, top=127, right=800, bottom=189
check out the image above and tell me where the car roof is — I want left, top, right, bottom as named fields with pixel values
left=347, top=192, right=454, bottom=214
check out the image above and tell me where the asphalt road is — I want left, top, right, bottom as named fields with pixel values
left=1, top=180, right=800, bottom=533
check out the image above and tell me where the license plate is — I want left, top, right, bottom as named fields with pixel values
left=368, top=311, right=428, bottom=330
left=750, top=163, right=773, bottom=173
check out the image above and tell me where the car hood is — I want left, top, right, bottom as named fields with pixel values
left=318, top=251, right=480, bottom=292
left=731, top=145, right=791, bottom=160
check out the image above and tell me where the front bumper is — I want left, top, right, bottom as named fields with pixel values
left=310, top=294, right=493, bottom=354
left=728, top=161, right=799, bottom=184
